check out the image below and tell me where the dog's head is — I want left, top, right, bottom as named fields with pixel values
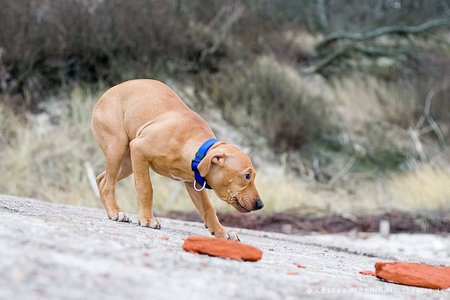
left=198, top=144, right=263, bottom=213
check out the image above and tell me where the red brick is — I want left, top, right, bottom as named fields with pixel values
left=182, top=236, right=262, bottom=261
left=375, top=262, right=450, bottom=290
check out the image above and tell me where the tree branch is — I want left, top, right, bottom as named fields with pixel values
left=319, top=16, right=450, bottom=48
left=200, top=3, right=244, bottom=63
left=301, top=44, right=404, bottom=74
left=301, top=45, right=349, bottom=74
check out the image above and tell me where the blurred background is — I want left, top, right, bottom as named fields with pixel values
left=0, top=0, right=449, bottom=234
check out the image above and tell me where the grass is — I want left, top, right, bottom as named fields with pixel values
left=0, top=82, right=449, bottom=218
left=387, top=165, right=450, bottom=212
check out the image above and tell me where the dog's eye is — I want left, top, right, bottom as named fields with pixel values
left=244, top=172, right=251, bottom=180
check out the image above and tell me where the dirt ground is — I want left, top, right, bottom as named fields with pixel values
left=0, top=194, right=448, bottom=300
left=167, top=210, right=450, bottom=234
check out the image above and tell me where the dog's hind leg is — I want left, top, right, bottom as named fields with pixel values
left=97, top=150, right=132, bottom=187
left=99, top=140, right=131, bottom=222
left=117, top=150, right=133, bottom=181
left=91, top=115, right=131, bottom=223
left=96, top=171, right=106, bottom=190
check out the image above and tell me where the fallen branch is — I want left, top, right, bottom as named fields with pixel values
left=84, top=161, right=100, bottom=198
left=423, top=90, right=446, bottom=147
left=301, top=45, right=349, bottom=74
left=327, top=157, right=356, bottom=188
left=408, top=127, right=427, bottom=161
left=320, top=16, right=450, bottom=47
left=414, top=89, right=446, bottom=149
left=301, top=44, right=403, bottom=74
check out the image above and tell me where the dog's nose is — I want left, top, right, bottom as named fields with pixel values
left=254, top=199, right=264, bottom=210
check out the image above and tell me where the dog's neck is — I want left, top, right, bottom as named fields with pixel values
left=192, top=138, right=227, bottom=174
left=207, top=140, right=226, bottom=150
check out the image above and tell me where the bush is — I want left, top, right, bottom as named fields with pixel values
left=0, top=0, right=222, bottom=110
left=208, top=57, right=332, bottom=152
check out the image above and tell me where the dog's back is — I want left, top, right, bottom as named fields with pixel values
left=92, top=79, right=202, bottom=141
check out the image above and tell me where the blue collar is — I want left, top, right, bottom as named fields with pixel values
left=191, top=138, right=218, bottom=191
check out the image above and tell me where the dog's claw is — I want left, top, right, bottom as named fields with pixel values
left=112, top=211, right=130, bottom=223
left=227, top=231, right=240, bottom=241
left=138, top=218, right=161, bottom=229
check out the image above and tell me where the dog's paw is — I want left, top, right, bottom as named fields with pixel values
left=227, top=231, right=240, bottom=242
left=111, top=211, right=131, bottom=223
left=138, top=218, right=161, bottom=229
left=212, top=230, right=240, bottom=241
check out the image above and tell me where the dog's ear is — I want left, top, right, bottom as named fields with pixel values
left=197, top=149, right=225, bottom=177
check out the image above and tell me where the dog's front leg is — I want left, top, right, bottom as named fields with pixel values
left=130, top=140, right=160, bottom=229
left=185, top=182, right=239, bottom=241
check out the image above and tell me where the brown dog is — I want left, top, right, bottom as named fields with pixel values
left=91, top=79, right=263, bottom=240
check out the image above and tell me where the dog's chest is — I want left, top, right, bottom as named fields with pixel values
left=168, top=173, right=186, bottom=181
left=149, top=157, right=190, bottom=182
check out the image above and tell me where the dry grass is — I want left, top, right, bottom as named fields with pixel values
left=1, top=83, right=449, bottom=217
left=331, top=75, right=418, bottom=138
left=387, top=165, right=450, bottom=211
left=0, top=89, right=103, bottom=208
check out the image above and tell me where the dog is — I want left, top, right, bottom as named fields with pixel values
left=91, top=79, right=263, bottom=240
